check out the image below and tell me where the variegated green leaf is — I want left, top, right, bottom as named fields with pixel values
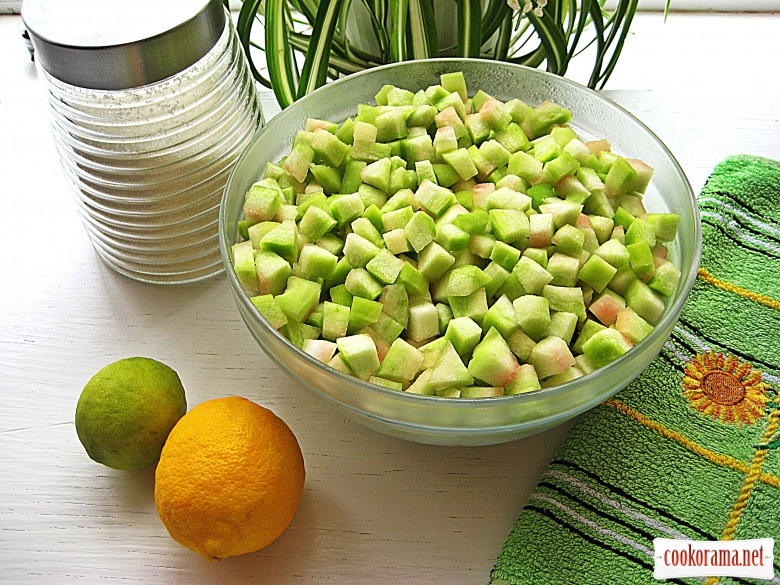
left=389, top=0, right=410, bottom=61
left=297, top=0, right=346, bottom=100
left=408, top=0, right=436, bottom=59
left=457, top=0, right=482, bottom=58
left=527, top=9, right=568, bottom=75
left=265, top=0, right=298, bottom=108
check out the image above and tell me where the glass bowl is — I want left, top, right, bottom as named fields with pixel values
left=219, top=59, right=701, bottom=446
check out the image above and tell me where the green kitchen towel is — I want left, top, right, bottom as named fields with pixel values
left=490, top=155, right=780, bottom=585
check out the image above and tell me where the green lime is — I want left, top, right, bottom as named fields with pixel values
left=75, top=357, right=187, bottom=471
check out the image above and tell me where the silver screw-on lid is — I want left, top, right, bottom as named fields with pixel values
left=22, top=0, right=226, bottom=90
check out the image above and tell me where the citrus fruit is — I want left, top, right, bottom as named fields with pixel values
left=154, top=396, right=305, bottom=561
left=75, top=357, right=187, bottom=471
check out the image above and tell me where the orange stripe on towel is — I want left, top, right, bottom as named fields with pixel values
left=721, top=409, right=780, bottom=540
left=698, top=267, right=780, bottom=311
left=703, top=410, right=780, bottom=585
left=604, top=399, right=780, bottom=490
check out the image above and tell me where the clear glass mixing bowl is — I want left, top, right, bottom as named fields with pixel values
left=219, top=59, right=701, bottom=446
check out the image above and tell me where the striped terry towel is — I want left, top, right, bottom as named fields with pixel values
left=490, top=155, right=780, bottom=585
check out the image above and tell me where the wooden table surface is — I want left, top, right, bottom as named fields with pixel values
left=1, top=12, right=779, bottom=585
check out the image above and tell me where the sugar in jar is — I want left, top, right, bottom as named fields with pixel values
left=23, top=0, right=263, bottom=284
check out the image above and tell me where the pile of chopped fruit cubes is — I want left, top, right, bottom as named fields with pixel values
left=230, top=72, right=681, bottom=398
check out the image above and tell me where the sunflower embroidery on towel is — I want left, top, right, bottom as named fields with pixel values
left=682, top=351, right=770, bottom=426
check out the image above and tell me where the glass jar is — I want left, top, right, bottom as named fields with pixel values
left=23, top=0, right=263, bottom=284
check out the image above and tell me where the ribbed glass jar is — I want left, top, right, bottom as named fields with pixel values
left=24, top=0, right=263, bottom=284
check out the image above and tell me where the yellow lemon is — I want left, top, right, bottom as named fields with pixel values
left=75, top=357, right=187, bottom=470
left=154, top=396, right=305, bottom=561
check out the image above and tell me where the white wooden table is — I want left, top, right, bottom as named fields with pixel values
left=1, top=13, right=778, bottom=585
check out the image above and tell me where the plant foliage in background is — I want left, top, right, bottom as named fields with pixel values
left=237, top=0, right=657, bottom=109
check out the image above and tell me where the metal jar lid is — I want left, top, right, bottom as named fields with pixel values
left=22, top=0, right=226, bottom=91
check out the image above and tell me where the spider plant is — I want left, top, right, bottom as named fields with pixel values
left=237, top=0, right=661, bottom=109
